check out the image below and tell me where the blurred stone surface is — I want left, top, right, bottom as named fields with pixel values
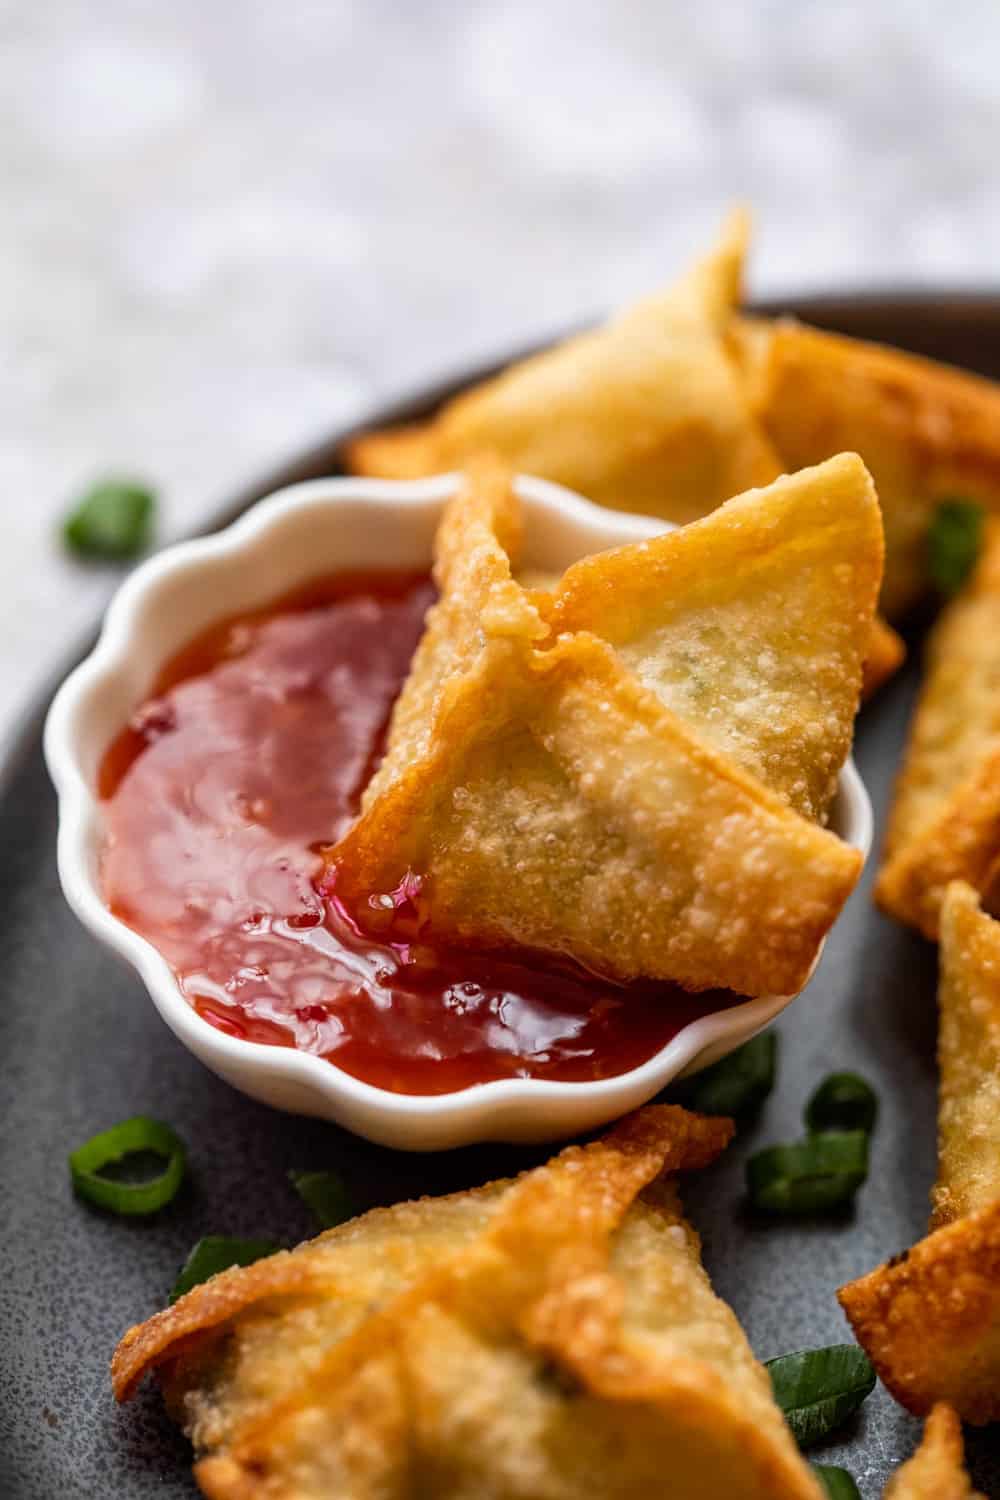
left=3, top=0, right=999, bottom=723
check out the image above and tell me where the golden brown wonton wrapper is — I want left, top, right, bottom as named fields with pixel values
left=346, top=210, right=783, bottom=525
left=347, top=215, right=1000, bottom=626
left=113, top=1106, right=826, bottom=1500
left=882, top=1404, right=984, bottom=1500
left=546, top=452, right=883, bottom=821
left=733, top=316, right=1000, bottom=618
left=932, top=881, right=1000, bottom=1230
left=875, top=526, right=1000, bottom=939
left=329, top=458, right=876, bottom=999
left=838, top=883, right=1000, bottom=1425
left=531, top=568, right=901, bottom=706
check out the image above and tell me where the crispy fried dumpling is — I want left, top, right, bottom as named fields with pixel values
left=329, top=459, right=875, bottom=999
left=838, top=883, right=1000, bottom=1424
left=931, top=882, right=1000, bottom=1229
left=529, top=562, right=901, bottom=707
left=346, top=211, right=783, bottom=525
left=732, top=315, right=1000, bottom=618
left=347, top=215, right=908, bottom=686
left=363, top=461, right=548, bottom=801
left=113, top=1106, right=826, bottom=1500
left=547, top=453, right=883, bottom=821
left=346, top=216, right=1000, bottom=628
left=875, top=526, right=1000, bottom=939
left=839, top=1200, right=1000, bottom=1425
left=882, top=1404, right=984, bottom=1499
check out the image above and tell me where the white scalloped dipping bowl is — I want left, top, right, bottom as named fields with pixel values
left=44, top=474, right=873, bottom=1151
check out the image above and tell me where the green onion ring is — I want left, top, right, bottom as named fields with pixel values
left=69, top=1115, right=186, bottom=1216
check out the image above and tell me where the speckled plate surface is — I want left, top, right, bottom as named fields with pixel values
left=2, top=295, right=1000, bottom=1499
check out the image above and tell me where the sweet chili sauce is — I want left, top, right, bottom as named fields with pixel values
left=99, top=573, right=735, bottom=1095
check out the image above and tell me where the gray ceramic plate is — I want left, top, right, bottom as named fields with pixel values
left=2, top=295, right=999, bottom=1499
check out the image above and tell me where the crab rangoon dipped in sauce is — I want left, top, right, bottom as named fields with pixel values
left=326, top=456, right=880, bottom=1002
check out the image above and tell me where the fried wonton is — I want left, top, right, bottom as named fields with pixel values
left=838, top=884, right=1000, bottom=1424
left=346, top=216, right=1000, bottom=628
left=882, top=1404, right=984, bottom=1500
left=875, top=525, right=1000, bottom=939
left=532, top=563, right=901, bottom=707
left=546, top=453, right=883, bottom=821
left=931, top=881, right=1000, bottom=1230
left=346, top=210, right=783, bottom=525
left=113, top=1105, right=826, bottom=1500
left=732, top=315, right=1000, bottom=618
left=329, top=459, right=876, bottom=999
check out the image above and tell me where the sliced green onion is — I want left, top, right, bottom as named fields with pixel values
left=766, top=1344, right=875, bottom=1448
left=805, top=1073, right=878, bottom=1136
left=746, top=1131, right=869, bottom=1215
left=927, top=497, right=984, bottom=596
left=69, top=1116, right=186, bottom=1216
left=170, top=1235, right=279, bottom=1303
left=811, top=1464, right=861, bottom=1499
left=63, top=479, right=155, bottom=560
left=289, top=1170, right=355, bottom=1230
left=682, top=1032, right=777, bottom=1118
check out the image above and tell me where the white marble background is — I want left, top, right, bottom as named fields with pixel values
left=3, top=0, right=999, bottom=724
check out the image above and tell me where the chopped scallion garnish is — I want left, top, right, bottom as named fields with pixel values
left=63, top=479, right=155, bottom=560
left=766, top=1344, right=876, bottom=1447
left=927, top=497, right=984, bottom=596
left=746, top=1130, right=869, bottom=1215
left=289, top=1170, right=355, bottom=1230
left=678, top=1032, right=777, bottom=1119
left=69, top=1115, right=186, bottom=1216
left=170, top=1235, right=279, bottom=1303
left=811, top=1463, right=861, bottom=1499
left=805, top=1073, right=878, bottom=1137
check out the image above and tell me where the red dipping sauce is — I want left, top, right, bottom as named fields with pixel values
left=99, top=573, right=734, bottom=1095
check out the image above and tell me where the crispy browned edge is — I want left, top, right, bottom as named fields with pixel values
left=875, top=746, right=1000, bottom=939
left=837, top=1199, right=1000, bottom=1425
left=874, top=522, right=1000, bottom=937
left=883, top=1403, right=984, bottom=1499
left=740, top=314, right=1000, bottom=504
left=111, top=1105, right=733, bottom=1405
left=345, top=309, right=1000, bottom=517
left=110, top=1184, right=498, bottom=1406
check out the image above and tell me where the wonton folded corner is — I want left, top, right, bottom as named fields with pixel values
left=347, top=211, right=1000, bottom=627
left=112, top=1104, right=828, bottom=1500
left=882, top=1403, right=984, bottom=1499
left=839, top=881, right=1000, bottom=1425
left=326, top=455, right=881, bottom=1000
left=345, top=208, right=781, bottom=526
left=876, top=522, right=1000, bottom=939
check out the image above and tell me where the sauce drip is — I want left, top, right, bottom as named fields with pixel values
left=99, top=573, right=736, bottom=1095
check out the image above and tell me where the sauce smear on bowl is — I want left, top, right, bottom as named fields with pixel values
left=99, top=573, right=735, bottom=1095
